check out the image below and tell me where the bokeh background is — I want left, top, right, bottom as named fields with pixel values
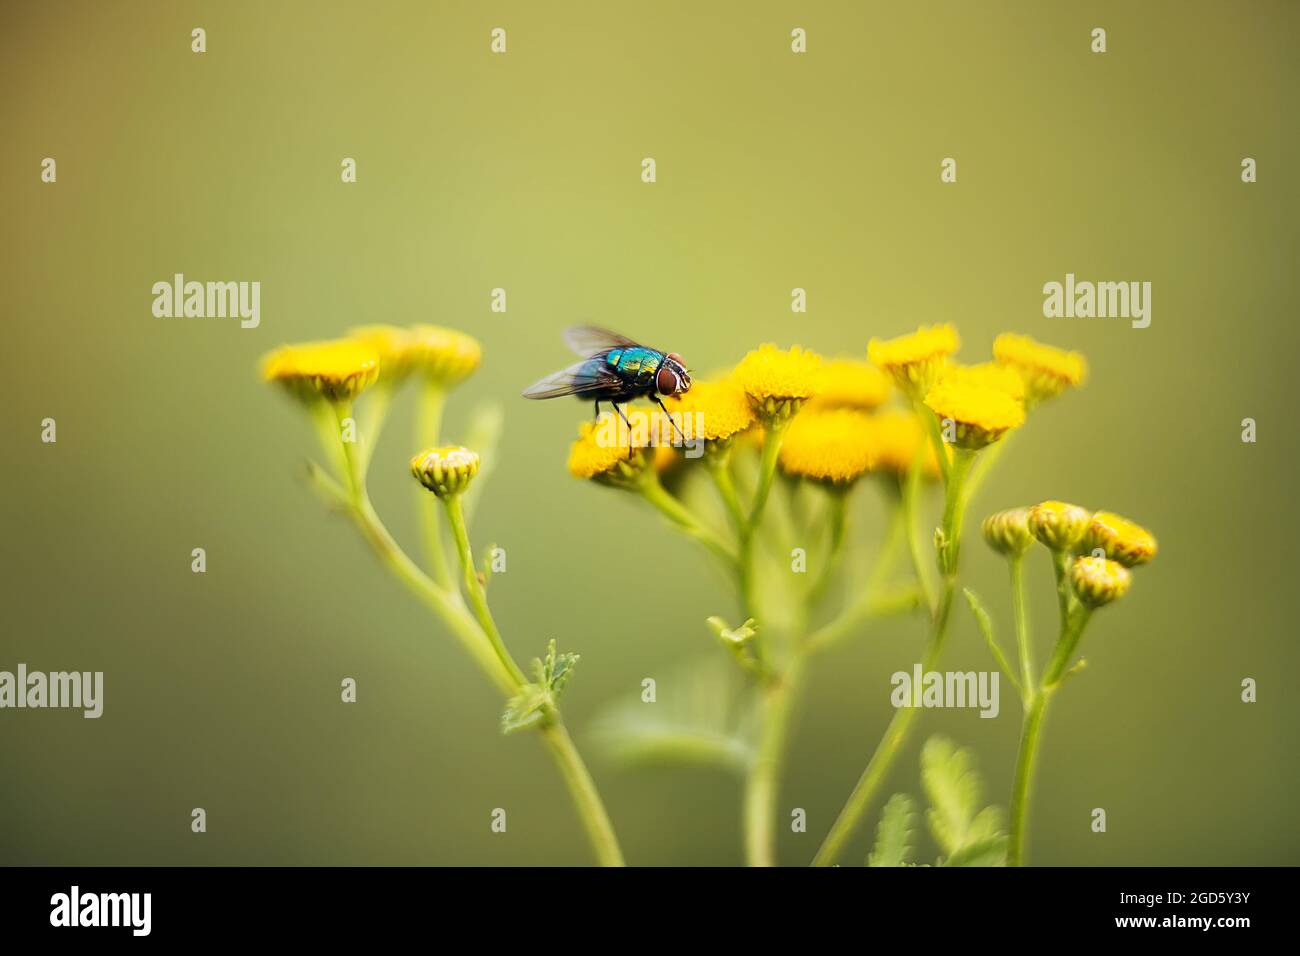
left=2, top=0, right=1297, bottom=866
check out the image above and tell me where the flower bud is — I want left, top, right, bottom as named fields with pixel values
left=1084, top=511, right=1157, bottom=567
left=982, top=507, right=1034, bottom=556
left=1070, top=555, right=1131, bottom=608
left=1027, top=500, right=1091, bottom=551
left=411, top=446, right=480, bottom=498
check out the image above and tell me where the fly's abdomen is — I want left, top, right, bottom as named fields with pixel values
left=608, top=347, right=663, bottom=389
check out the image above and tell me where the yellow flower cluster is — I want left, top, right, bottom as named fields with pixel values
left=407, top=324, right=483, bottom=387
left=868, top=324, right=959, bottom=397
left=264, top=325, right=483, bottom=405
left=567, top=409, right=660, bottom=486
left=1028, top=500, right=1092, bottom=551
left=411, top=445, right=481, bottom=498
left=1070, top=555, right=1131, bottom=608
left=350, top=323, right=483, bottom=387
left=807, top=358, right=890, bottom=412
left=731, top=345, right=823, bottom=421
left=935, top=362, right=1026, bottom=404
left=863, top=409, right=944, bottom=478
left=993, top=333, right=1086, bottom=405
left=778, top=409, right=875, bottom=484
left=923, top=378, right=1025, bottom=449
left=262, top=339, right=381, bottom=403
left=665, top=379, right=756, bottom=443
left=1084, top=511, right=1158, bottom=567
left=982, top=507, right=1034, bottom=556
left=1003, top=500, right=1158, bottom=607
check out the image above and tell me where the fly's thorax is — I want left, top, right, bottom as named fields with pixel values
left=611, top=346, right=663, bottom=389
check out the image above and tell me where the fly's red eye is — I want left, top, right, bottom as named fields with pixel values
left=667, top=352, right=684, bottom=364
left=656, top=366, right=679, bottom=396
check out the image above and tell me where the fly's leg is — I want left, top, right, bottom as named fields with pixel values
left=653, top=395, right=687, bottom=444
left=612, top=402, right=635, bottom=459
left=594, top=400, right=601, bottom=421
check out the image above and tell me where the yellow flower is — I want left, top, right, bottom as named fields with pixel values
left=936, top=362, right=1026, bottom=404
left=993, top=333, right=1087, bottom=405
left=664, top=379, right=756, bottom=443
left=1070, top=555, right=1132, bottom=608
left=1027, top=500, right=1092, bottom=551
left=1084, top=512, right=1157, bottom=567
left=731, top=344, right=823, bottom=422
left=982, top=507, right=1034, bottom=556
left=922, top=378, right=1025, bottom=449
left=868, top=324, right=959, bottom=397
left=262, top=339, right=381, bottom=403
left=350, top=324, right=415, bottom=382
left=778, top=408, right=875, bottom=484
left=411, top=446, right=480, bottom=498
left=807, top=358, right=891, bottom=412
left=652, top=442, right=680, bottom=475
left=864, top=410, right=944, bottom=479
left=567, top=410, right=657, bottom=487
left=407, top=325, right=482, bottom=387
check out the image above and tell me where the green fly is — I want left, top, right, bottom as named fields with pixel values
left=523, top=326, right=692, bottom=440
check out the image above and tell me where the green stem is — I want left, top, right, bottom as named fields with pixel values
left=333, top=401, right=363, bottom=499
left=748, top=419, right=789, bottom=529
left=1008, top=605, right=1093, bottom=865
left=538, top=721, right=626, bottom=867
left=348, top=493, right=517, bottom=698
left=805, top=490, right=848, bottom=606
left=1010, top=555, right=1034, bottom=694
left=708, top=456, right=747, bottom=538
left=415, top=382, right=456, bottom=592
left=811, top=580, right=956, bottom=866
left=639, top=474, right=737, bottom=570
left=1007, top=689, right=1050, bottom=867
left=938, top=448, right=976, bottom=576
left=962, top=429, right=1011, bottom=506
left=357, top=381, right=395, bottom=474
left=743, top=656, right=805, bottom=866
left=813, top=441, right=978, bottom=867
left=443, top=494, right=528, bottom=687
left=738, top=419, right=790, bottom=622
left=918, top=403, right=951, bottom=484
left=902, top=463, right=937, bottom=614
left=804, top=498, right=910, bottom=654
left=1043, top=606, right=1094, bottom=688
left=339, top=442, right=624, bottom=867
left=1050, top=549, right=1074, bottom=623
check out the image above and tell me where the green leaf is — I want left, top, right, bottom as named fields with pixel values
left=534, top=639, right=580, bottom=701
left=963, top=588, right=1020, bottom=694
left=706, top=616, right=765, bottom=677
left=501, top=640, right=580, bottom=734
left=867, top=793, right=917, bottom=867
left=706, top=616, right=757, bottom=646
left=921, top=735, right=1004, bottom=855
left=962, top=588, right=996, bottom=648
left=501, top=683, right=549, bottom=734
left=943, top=835, right=1008, bottom=867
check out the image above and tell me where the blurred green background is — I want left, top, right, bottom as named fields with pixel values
left=3, top=0, right=1297, bottom=866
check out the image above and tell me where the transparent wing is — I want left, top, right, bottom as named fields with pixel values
left=563, top=325, right=641, bottom=357
left=521, top=359, right=623, bottom=399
